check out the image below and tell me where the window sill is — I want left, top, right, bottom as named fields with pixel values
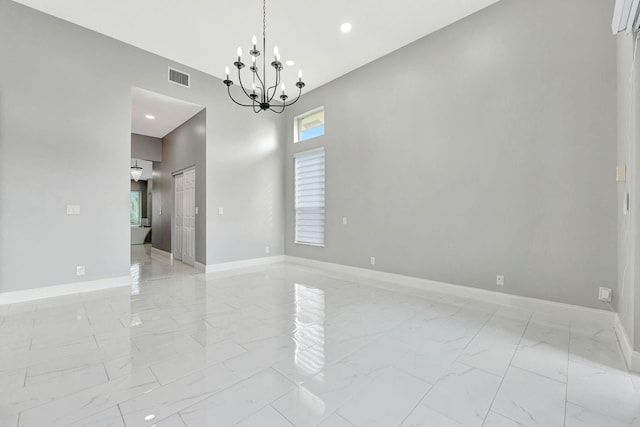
left=294, top=241, right=325, bottom=247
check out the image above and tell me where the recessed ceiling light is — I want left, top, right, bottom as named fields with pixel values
left=144, top=415, right=155, bottom=421
left=285, top=60, right=295, bottom=66
left=340, top=22, right=352, bottom=33
left=145, top=114, right=155, bottom=120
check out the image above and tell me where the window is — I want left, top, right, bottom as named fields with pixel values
left=294, top=148, right=325, bottom=246
left=130, top=191, right=141, bottom=225
left=295, top=107, right=325, bottom=142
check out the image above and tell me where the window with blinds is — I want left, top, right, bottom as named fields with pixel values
left=294, top=148, right=325, bottom=246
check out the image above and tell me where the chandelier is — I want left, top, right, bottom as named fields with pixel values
left=223, top=0, right=305, bottom=113
left=130, top=160, right=143, bottom=182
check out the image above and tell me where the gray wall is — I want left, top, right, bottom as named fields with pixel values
left=284, top=0, right=617, bottom=309
left=132, top=133, right=162, bottom=162
left=617, top=31, right=640, bottom=350
left=0, top=0, right=284, bottom=292
left=152, top=110, right=206, bottom=263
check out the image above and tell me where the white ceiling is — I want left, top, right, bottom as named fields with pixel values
left=12, top=0, right=502, bottom=91
left=131, top=87, right=204, bottom=138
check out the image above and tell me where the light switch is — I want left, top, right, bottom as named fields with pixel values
left=342, top=217, right=348, bottom=225
left=617, top=165, right=626, bottom=182
left=218, top=207, right=224, bottom=215
left=66, top=204, right=80, bottom=215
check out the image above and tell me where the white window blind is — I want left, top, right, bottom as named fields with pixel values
left=295, top=148, right=325, bottom=246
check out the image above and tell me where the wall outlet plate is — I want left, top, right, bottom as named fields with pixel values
left=76, top=265, right=85, bottom=276
left=598, top=287, right=612, bottom=302
left=370, top=257, right=376, bottom=266
left=496, top=275, right=505, bottom=286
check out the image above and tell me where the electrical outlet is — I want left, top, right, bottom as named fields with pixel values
left=76, top=265, right=85, bottom=276
left=370, top=257, right=376, bottom=266
left=599, top=287, right=612, bottom=302
left=496, top=275, right=504, bottom=286
left=265, top=246, right=270, bottom=254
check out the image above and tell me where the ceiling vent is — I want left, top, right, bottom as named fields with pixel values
left=168, top=67, right=190, bottom=88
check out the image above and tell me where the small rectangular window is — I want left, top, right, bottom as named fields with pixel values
left=130, top=191, right=141, bottom=225
left=294, top=148, right=325, bottom=246
left=295, top=107, right=325, bottom=142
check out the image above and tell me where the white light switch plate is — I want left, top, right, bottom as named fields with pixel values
left=66, top=204, right=80, bottom=215
left=496, top=275, right=505, bottom=286
left=218, top=207, right=224, bottom=215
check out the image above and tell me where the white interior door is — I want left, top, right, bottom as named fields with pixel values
left=182, top=168, right=196, bottom=266
left=174, top=173, right=184, bottom=261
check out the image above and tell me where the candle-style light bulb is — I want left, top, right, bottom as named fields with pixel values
left=252, top=35, right=257, bottom=50
left=273, top=45, right=279, bottom=59
left=225, top=66, right=230, bottom=79
left=281, top=83, right=285, bottom=94
left=237, top=47, right=242, bottom=61
left=252, top=83, right=256, bottom=94
left=298, top=70, right=303, bottom=81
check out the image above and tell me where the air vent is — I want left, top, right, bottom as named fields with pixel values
left=168, top=67, right=190, bottom=88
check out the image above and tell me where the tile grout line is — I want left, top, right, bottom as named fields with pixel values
left=395, top=386, right=435, bottom=427
left=481, top=312, right=531, bottom=425
left=269, top=403, right=297, bottom=427
left=117, top=403, right=127, bottom=427
left=564, top=321, right=574, bottom=427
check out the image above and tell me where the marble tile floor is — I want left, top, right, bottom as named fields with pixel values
left=1, top=263, right=639, bottom=427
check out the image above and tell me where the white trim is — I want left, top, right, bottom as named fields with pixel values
left=284, top=256, right=616, bottom=327
left=293, top=147, right=325, bottom=157
left=204, top=256, right=285, bottom=274
left=0, top=276, right=131, bottom=305
left=194, top=262, right=206, bottom=272
left=151, top=247, right=173, bottom=261
left=614, top=314, right=640, bottom=372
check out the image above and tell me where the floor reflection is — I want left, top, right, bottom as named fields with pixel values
left=294, top=283, right=325, bottom=377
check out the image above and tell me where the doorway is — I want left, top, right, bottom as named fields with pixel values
left=173, top=167, right=196, bottom=266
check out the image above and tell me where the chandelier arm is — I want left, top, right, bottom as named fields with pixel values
left=266, top=69, right=281, bottom=104
left=236, top=68, right=255, bottom=101
left=254, top=70, right=266, bottom=96
left=227, top=86, right=256, bottom=107
left=281, top=87, right=304, bottom=108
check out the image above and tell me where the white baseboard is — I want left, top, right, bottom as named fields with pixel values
left=194, top=262, right=206, bottom=272
left=284, top=256, right=616, bottom=327
left=151, top=247, right=173, bottom=261
left=204, top=255, right=285, bottom=274
left=614, top=314, right=640, bottom=373
left=0, top=275, right=131, bottom=305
